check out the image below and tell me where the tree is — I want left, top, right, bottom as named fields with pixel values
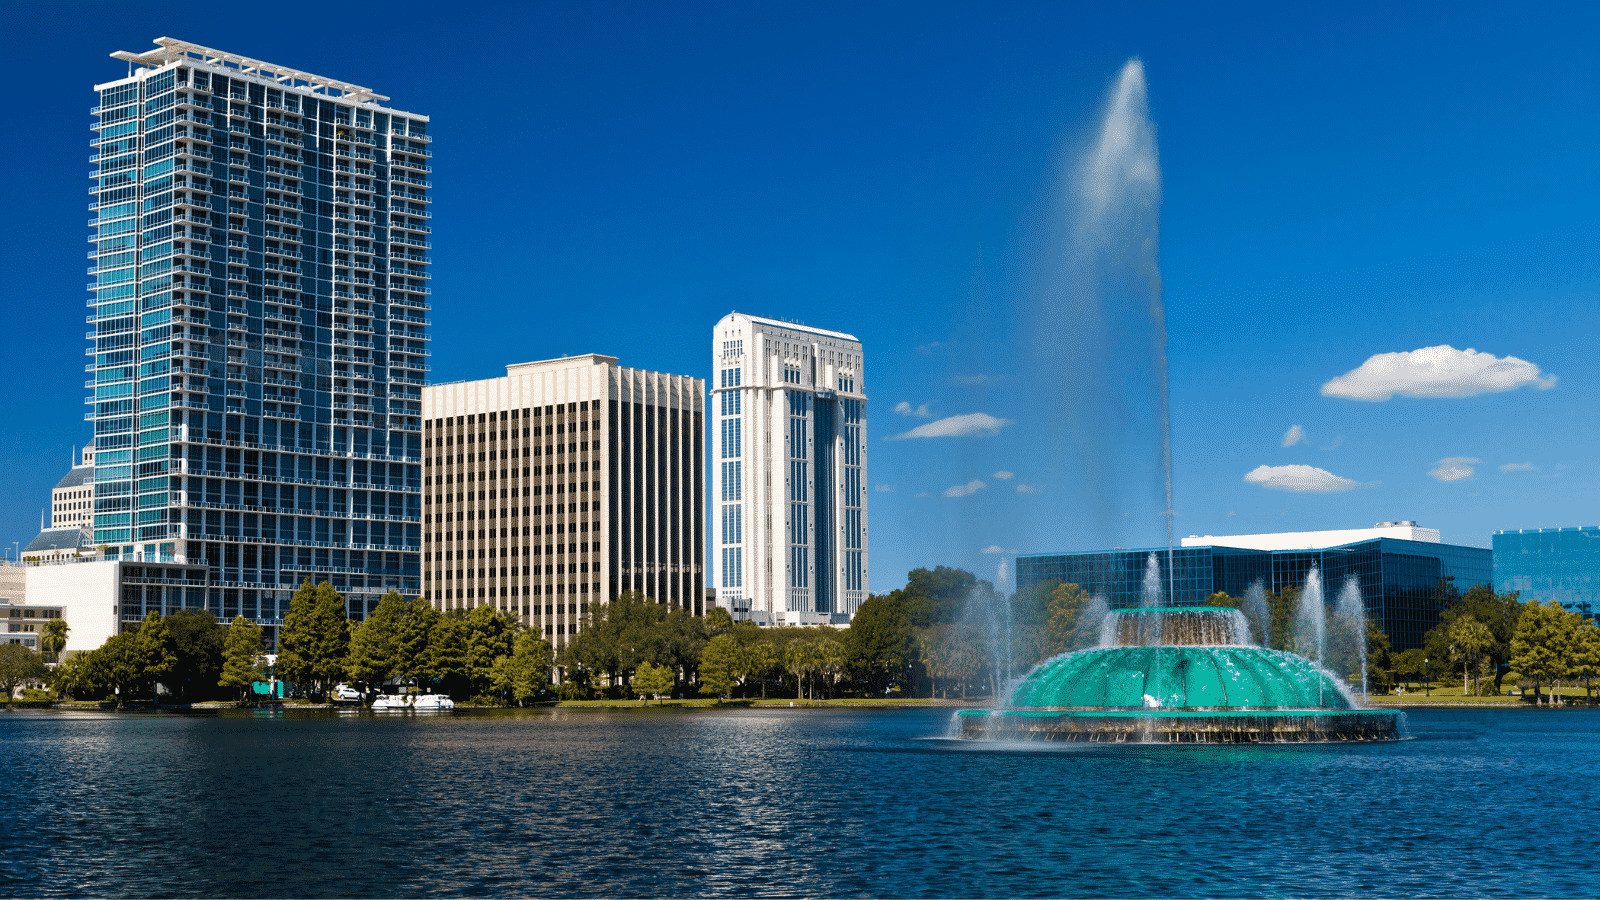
left=699, top=634, right=740, bottom=698
left=1509, top=601, right=1572, bottom=705
left=1043, top=583, right=1099, bottom=655
left=704, top=606, right=734, bottom=638
left=1365, top=619, right=1395, bottom=694
left=163, top=610, right=225, bottom=702
left=898, top=567, right=978, bottom=628
left=0, top=644, right=49, bottom=699
left=917, top=624, right=983, bottom=699
left=505, top=631, right=554, bottom=704
left=134, top=612, right=176, bottom=699
left=218, top=616, right=266, bottom=700
left=844, top=593, right=913, bottom=694
left=39, top=618, right=69, bottom=665
left=425, top=615, right=471, bottom=695
left=277, top=580, right=350, bottom=694
left=631, top=661, right=675, bottom=703
left=396, top=597, right=441, bottom=685
left=1392, top=648, right=1426, bottom=689
left=463, top=604, right=517, bottom=696
left=346, top=591, right=407, bottom=687
left=1448, top=615, right=1494, bottom=697
left=1570, top=618, right=1600, bottom=702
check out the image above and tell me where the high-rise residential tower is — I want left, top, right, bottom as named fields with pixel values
left=89, top=39, right=429, bottom=642
left=711, top=313, right=867, bottom=626
left=422, top=356, right=704, bottom=644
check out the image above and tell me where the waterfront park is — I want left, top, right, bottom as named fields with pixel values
left=5, top=39, right=1599, bottom=899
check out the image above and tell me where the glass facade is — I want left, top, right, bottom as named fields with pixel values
left=1017, top=538, right=1492, bottom=651
left=89, top=41, right=428, bottom=643
left=1494, top=527, right=1599, bottom=619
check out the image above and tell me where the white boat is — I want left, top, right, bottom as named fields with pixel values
left=370, top=692, right=455, bottom=711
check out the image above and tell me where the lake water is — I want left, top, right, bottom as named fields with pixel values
left=2, top=706, right=1596, bottom=898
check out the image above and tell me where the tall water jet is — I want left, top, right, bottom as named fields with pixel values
left=1029, top=58, right=1173, bottom=561
left=1243, top=580, right=1271, bottom=648
left=1332, top=576, right=1368, bottom=698
left=1293, top=567, right=1328, bottom=666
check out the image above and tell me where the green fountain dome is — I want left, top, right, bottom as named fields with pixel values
left=1007, top=646, right=1353, bottom=710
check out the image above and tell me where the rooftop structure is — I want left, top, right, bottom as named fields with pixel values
left=1181, top=521, right=1440, bottom=551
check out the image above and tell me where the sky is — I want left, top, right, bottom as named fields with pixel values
left=1, top=1, right=1596, bottom=594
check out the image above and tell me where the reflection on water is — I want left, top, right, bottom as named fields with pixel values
left=1, top=707, right=1596, bottom=898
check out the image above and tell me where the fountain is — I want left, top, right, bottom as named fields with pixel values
left=958, top=601, right=1402, bottom=743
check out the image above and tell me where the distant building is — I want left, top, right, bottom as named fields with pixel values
left=23, top=559, right=210, bottom=655
left=50, top=448, right=96, bottom=530
left=2, top=598, right=65, bottom=652
left=422, top=355, right=704, bottom=645
left=1493, top=526, right=1598, bottom=619
left=21, top=528, right=95, bottom=565
left=0, top=561, right=26, bottom=607
left=710, top=313, right=867, bottom=627
left=1019, top=522, right=1491, bottom=651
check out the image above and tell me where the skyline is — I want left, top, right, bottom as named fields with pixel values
left=3, top=2, right=1596, bottom=594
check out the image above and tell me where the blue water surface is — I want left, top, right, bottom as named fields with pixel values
left=2, top=705, right=1596, bottom=898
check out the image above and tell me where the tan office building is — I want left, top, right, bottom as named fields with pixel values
left=422, top=355, right=703, bottom=644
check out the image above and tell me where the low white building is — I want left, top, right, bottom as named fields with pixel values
left=24, top=558, right=212, bottom=655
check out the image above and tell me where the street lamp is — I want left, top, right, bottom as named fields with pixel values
left=1424, top=657, right=1430, bottom=697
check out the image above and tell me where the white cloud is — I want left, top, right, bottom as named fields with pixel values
left=981, top=545, right=1017, bottom=555
left=874, top=484, right=896, bottom=492
left=992, top=470, right=1014, bottom=480
left=1321, top=345, right=1558, bottom=401
left=891, top=412, right=1013, bottom=440
left=912, top=491, right=931, bottom=498
left=1499, top=462, right=1538, bottom=473
left=1243, top=464, right=1369, bottom=492
left=1282, top=425, right=1306, bottom=447
left=1428, top=457, right=1480, bottom=482
left=944, top=479, right=987, bottom=498
left=951, top=374, right=990, bottom=385
left=1015, top=483, right=1041, bottom=494
left=893, top=401, right=932, bottom=418
left=916, top=341, right=946, bottom=354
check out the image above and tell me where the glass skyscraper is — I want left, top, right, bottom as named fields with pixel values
left=89, top=39, right=429, bottom=642
left=1494, top=526, right=1598, bottom=619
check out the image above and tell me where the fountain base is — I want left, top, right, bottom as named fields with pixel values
left=959, top=708, right=1402, bottom=743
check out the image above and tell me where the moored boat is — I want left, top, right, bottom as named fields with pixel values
left=370, top=692, right=455, bottom=711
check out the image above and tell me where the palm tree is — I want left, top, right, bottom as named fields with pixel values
left=39, top=619, right=69, bottom=665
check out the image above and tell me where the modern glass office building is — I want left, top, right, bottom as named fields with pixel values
left=1017, top=538, right=1492, bottom=651
left=89, top=39, right=429, bottom=644
left=1493, top=526, right=1598, bottom=619
left=711, top=313, right=867, bottom=626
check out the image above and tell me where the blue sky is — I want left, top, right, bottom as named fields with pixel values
left=2, top=1, right=1596, bottom=592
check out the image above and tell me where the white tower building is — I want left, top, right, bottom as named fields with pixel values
left=711, top=313, right=867, bottom=626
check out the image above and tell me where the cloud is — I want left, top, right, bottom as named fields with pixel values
left=1321, top=345, right=1558, bottom=401
left=951, top=374, right=990, bottom=385
left=944, top=479, right=987, bottom=498
left=1015, top=483, right=1041, bottom=494
left=913, top=492, right=931, bottom=498
left=1243, top=464, right=1369, bottom=492
left=893, top=401, right=932, bottom=418
left=1428, top=457, right=1480, bottom=482
left=915, top=341, right=946, bottom=354
left=1499, top=462, right=1538, bottom=473
left=874, top=484, right=896, bottom=492
left=992, top=470, right=1014, bottom=480
left=891, top=412, right=1013, bottom=440
left=1282, top=425, right=1306, bottom=447
left=981, top=545, right=1018, bottom=555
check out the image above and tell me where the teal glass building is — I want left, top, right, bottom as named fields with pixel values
left=1493, top=526, right=1598, bottom=619
left=89, top=39, right=429, bottom=643
left=1016, top=538, right=1492, bottom=652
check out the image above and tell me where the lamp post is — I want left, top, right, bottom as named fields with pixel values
left=1424, top=657, right=1430, bottom=697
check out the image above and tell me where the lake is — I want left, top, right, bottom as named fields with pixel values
left=2, top=706, right=1596, bottom=898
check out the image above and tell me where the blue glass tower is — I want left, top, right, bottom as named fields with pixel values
left=1494, top=526, right=1598, bottom=619
left=89, top=39, right=429, bottom=642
